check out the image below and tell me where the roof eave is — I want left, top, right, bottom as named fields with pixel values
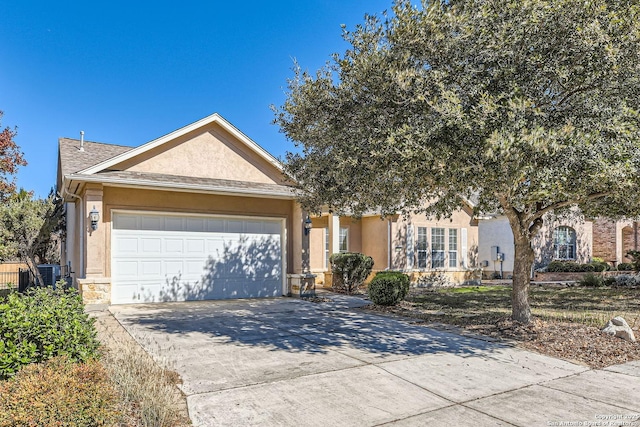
left=63, top=174, right=296, bottom=200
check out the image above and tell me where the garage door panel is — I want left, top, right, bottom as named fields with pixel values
left=141, top=238, right=162, bottom=254
left=112, top=213, right=284, bottom=304
left=165, top=239, right=184, bottom=253
left=186, top=239, right=205, bottom=254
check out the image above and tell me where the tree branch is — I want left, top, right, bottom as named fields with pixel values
left=531, top=191, right=611, bottom=221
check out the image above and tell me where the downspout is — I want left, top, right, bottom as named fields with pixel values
left=387, top=219, right=392, bottom=270
left=61, top=180, right=84, bottom=283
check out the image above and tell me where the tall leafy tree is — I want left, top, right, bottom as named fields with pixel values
left=274, top=0, right=640, bottom=323
left=0, top=111, right=27, bottom=200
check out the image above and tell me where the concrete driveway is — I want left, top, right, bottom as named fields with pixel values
left=110, top=295, right=640, bottom=427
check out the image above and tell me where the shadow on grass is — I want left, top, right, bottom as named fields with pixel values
left=406, top=285, right=640, bottom=326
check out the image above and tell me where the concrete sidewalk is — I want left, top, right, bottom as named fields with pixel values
left=105, top=295, right=640, bottom=427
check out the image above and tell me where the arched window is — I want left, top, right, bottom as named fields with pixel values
left=553, top=226, right=576, bottom=260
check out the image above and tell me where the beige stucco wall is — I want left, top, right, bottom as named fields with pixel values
left=115, top=122, right=283, bottom=185
left=308, top=208, right=478, bottom=286
left=391, top=207, right=479, bottom=275
left=99, top=186, right=299, bottom=279
left=361, top=216, right=390, bottom=271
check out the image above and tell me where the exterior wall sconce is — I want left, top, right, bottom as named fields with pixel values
left=304, top=215, right=312, bottom=236
left=89, top=206, right=100, bottom=231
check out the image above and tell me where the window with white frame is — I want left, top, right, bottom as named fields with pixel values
left=339, top=227, right=349, bottom=253
left=553, top=226, right=576, bottom=260
left=431, top=227, right=445, bottom=268
left=416, top=227, right=428, bottom=268
left=324, top=227, right=330, bottom=268
left=448, top=229, right=458, bottom=268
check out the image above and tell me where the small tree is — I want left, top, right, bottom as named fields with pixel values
left=0, top=189, right=63, bottom=285
left=0, top=111, right=27, bottom=200
left=275, top=0, right=640, bottom=323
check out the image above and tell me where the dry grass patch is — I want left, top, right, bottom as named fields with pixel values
left=367, top=284, right=640, bottom=368
left=93, top=313, right=191, bottom=427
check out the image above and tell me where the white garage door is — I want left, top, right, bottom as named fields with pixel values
left=111, top=212, right=284, bottom=304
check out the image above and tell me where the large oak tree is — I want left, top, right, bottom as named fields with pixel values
left=274, top=0, right=640, bottom=323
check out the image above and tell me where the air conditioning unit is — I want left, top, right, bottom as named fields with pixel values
left=37, top=264, right=61, bottom=287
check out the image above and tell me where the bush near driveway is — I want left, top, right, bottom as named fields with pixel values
left=330, top=252, right=374, bottom=294
left=368, top=272, right=410, bottom=306
left=0, top=288, right=100, bottom=379
left=0, top=356, right=122, bottom=427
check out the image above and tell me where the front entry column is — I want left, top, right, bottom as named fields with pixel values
left=328, top=213, right=340, bottom=258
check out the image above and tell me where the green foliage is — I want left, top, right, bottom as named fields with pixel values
left=373, top=271, right=410, bottom=299
left=368, top=272, right=410, bottom=306
left=0, top=356, right=122, bottom=426
left=0, top=188, right=62, bottom=269
left=578, top=273, right=604, bottom=288
left=617, top=262, right=634, bottom=271
left=626, top=250, right=640, bottom=272
left=546, top=261, right=610, bottom=272
left=330, top=252, right=374, bottom=294
left=275, top=0, right=640, bottom=323
left=0, top=288, right=100, bottom=379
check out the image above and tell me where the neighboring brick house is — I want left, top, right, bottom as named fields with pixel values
left=592, top=218, right=640, bottom=265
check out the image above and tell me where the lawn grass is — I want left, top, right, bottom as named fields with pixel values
left=406, top=284, right=640, bottom=329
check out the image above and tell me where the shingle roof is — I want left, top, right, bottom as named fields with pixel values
left=58, top=138, right=133, bottom=177
left=78, top=170, right=295, bottom=197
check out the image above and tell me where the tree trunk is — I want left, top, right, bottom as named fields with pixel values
left=25, top=255, right=44, bottom=289
left=512, top=235, right=535, bottom=324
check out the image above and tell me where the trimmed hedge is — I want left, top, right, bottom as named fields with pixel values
left=617, top=262, right=634, bottom=271
left=546, top=260, right=610, bottom=273
left=330, top=252, right=374, bottom=294
left=0, top=288, right=100, bottom=379
left=368, top=271, right=410, bottom=306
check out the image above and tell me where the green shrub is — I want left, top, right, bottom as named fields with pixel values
left=578, top=273, right=604, bottom=288
left=617, top=262, right=634, bottom=271
left=373, top=271, right=410, bottom=299
left=0, top=356, right=122, bottom=426
left=626, top=250, right=640, bottom=272
left=547, top=261, right=578, bottom=272
left=590, top=261, right=610, bottom=272
left=330, top=252, right=374, bottom=294
left=368, top=272, right=409, bottom=306
left=546, top=260, right=609, bottom=272
left=0, top=287, right=100, bottom=379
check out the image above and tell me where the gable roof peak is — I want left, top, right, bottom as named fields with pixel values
left=77, top=113, right=282, bottom=176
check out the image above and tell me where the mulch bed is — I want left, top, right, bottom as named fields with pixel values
left=364, top=303, right=640, bottom=369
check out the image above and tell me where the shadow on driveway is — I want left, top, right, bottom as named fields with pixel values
left=111, top=296, right=504, bottom=359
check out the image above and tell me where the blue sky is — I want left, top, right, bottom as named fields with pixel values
left=0, top=1, right=392, bottom=197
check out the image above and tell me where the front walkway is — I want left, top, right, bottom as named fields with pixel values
left=98, top=294, right=639, bottom=426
